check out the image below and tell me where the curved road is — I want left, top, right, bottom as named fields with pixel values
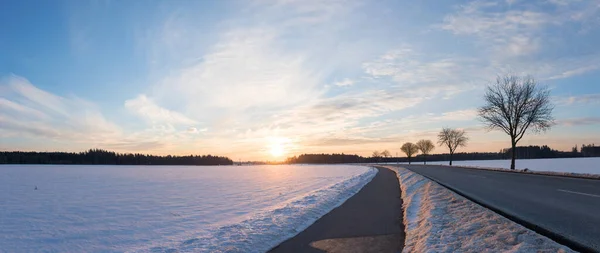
left=270, top=167, right=404, bottom=253
left=401, top=164, right=600, bottom=252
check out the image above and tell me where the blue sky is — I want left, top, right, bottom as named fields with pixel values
left=1, top=0, right=599, bottom=160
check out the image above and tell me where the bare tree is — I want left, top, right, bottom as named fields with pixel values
left=372, top=150, right=381, bottom=163
left=478, top=75, right=554, bottom=170
left=381, top=150, right=391, bottom=161
left=416, top=139, right=435, bottom=165
left=372, top=150, right=381, bottom=158
left=400, top=142, right=419, bottom=165
left=437, top=128, right=468, bottom=166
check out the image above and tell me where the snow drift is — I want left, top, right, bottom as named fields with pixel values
left=424, top=157, right=600, bottom=177
left=388, top=166, right=574, bottom=253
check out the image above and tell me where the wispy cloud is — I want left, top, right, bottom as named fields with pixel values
left=362, top=46, right=487, bottom=95
left=556, top=93, right=600, bottom=105
left=548, top=65, right=600, bottom=79
left=0, top=75, right=120, bottom=143
left=333, top=78, right=353, bottom=87
left=558, top=117, right=600, bottom=126
left=440, top=1, right=549, bottom=57
left=440, top=0, right=600, bottom=58
left=125, top=94, right=197, bottom=126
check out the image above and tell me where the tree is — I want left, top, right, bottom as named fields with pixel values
left=478, top=75, right=554, bottom=170
left=381, top=150, right=391, bottom=158
left=400, top=142, right=419, bottom=165
left=437, top=128, right=468, bottom=166
left=372, top=150, right=381, bottom=163
left=372, top=150, right=381, bottom=158
left=416, top=139, right=435, bottom=164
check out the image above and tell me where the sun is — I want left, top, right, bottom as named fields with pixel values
left=268, top=137, right=290, bottom=158
left=270, top=142, right=285, bottom=157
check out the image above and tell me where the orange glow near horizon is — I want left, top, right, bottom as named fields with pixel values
left=268, top=137, right=291, bottom=159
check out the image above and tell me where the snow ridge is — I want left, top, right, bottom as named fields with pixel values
left=390, top=166, right=574, bottom=253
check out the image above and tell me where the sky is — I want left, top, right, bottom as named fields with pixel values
left=1, top=0, right=600, bottom=161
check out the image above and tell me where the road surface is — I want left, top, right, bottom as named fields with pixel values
left=401, top=164, right=600, bottom=252
left=269, top=167, right=404, bottom=253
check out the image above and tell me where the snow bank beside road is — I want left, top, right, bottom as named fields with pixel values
left=424, top=157, right=600, bottom=177
left=453, top=165, right=600, bottom=180
left=389, top=166, right=574, bottom=253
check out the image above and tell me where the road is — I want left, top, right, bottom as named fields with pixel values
left=401, top=164, right=600, bottom=252
left=269, top=167, right=404, bottom=253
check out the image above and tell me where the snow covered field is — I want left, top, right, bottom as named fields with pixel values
left=0, top=165, right=376, bottom=253
left=417, top=157, right=600, bottom=175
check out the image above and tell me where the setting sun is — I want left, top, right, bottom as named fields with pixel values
left=270, top=144, right=285, bottom=157
left=268, top=137, right=291, bottom=158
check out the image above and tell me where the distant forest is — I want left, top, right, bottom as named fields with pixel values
left=286, top=144, right=600, bottom=164
left=0, top=149, right=233, bottom=165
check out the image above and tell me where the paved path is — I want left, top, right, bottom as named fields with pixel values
left=269, top=166, right=404, bottom=253
left=402, top=164, right=600, bottom=252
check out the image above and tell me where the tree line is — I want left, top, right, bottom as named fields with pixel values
left=0, top=149, right=233, bottom=165
left=286, top=143, right=598, bottom=165
left=285, top=153, right=366, bottom=164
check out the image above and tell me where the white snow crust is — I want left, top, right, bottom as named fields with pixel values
left=389, top=165, right=575, bottom=253
left=424, top=157, right=600, bottom=176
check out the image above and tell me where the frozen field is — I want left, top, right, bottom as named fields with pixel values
left=0, top=165, right=376, bottom=252
left=422, top=157, right=600, bottom=175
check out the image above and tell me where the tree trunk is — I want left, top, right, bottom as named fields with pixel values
left=511, top=140, right=516, bottom=170
left=423, top=155, right=427, bottom=165
left=408, top=156, right=411, bottom=165
left=449, top=152, right=453, bottom=166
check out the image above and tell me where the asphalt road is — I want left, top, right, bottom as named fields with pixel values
left=269, top=167, right=404, bottom=253
left=401, top=164, right=600, bottom=252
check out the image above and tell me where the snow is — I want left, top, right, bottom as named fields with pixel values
left=414, top=157, right=600, bottom=175
left=0, top=164, right=376, bottom=253
left=389, top=165, right=575, bottom=253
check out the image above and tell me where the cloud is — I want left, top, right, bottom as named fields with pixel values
left=440, top=0, right=600, bottom=58
left=434, top=0, right=600, bottom=81
left=153, top=28, right=324, bottom=116
left=253, top=0, right=359, bottom=26
left=440, top=1, right=550, bottom=57
left=333, top=78, right=353, bottom=87
left=434, top=109, right=479, bottom=121
left=558, top=117, right=600, bottom=126
left=362, top=46, right=488, bottom=95
left=0, top=75, right=121, bottom=143
left=125, top=94, right=197, bottom=126
left=556, top=93, right=600, bottom=105
left=187, top=127, right=208, bottom=134
left=548, top=65, right=600, bottom=79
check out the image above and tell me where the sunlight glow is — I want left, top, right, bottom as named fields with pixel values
left=268, top=137, right=290, bottom=158
left=270, top=143, right=285, bottom=157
